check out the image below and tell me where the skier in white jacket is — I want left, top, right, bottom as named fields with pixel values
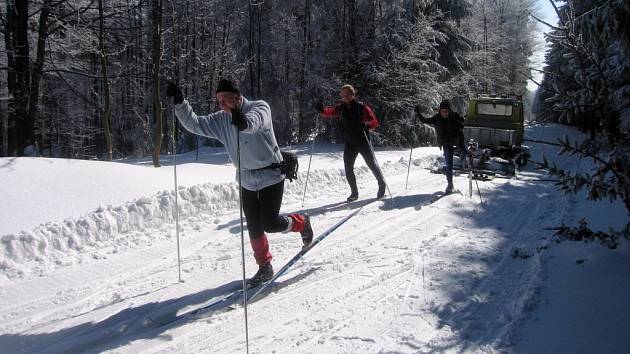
left=166, top=79, right=313, bottom=287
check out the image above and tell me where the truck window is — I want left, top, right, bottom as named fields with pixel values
left=476, top=103, right=513, bottom=116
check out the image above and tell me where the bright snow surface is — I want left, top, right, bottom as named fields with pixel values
left=0, top=124, right=628, bottom=354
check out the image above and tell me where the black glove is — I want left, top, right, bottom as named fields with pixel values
left=231, top=107, right=248, bottom=131
left=315, top=102, right=324, bottom=113
left=414, top=104, right=425, bottom=119
left=166, top=82, right=184, bottom=105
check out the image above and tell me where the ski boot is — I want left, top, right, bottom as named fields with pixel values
left=247, top=262, right=274, bottom=288
left=301, top=214, right=314, bottom=248
left=377, top=184, right=386, bottom=199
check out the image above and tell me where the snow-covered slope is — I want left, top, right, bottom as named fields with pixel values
left=0, top=125, right=628, bottom=354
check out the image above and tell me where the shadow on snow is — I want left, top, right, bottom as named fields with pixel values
left=0, top=269, right=317, bottom=354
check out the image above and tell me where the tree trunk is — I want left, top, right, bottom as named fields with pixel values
left=6, top=0, right=31, bottom=156
left=98, top=0, right=113, bottom=161
left=27, top=0, right=53, bottom=157
left=297, top=0, right=311, bottom=141
left=151, top=0, right=164, bottom=167
left=218, top=16, right=231, bottom=80
left=256, top=1, right=266, bottom=99
left=248, top=2, right=255, bottom=96
left=208, top=9, right=218, bottom=103
left=1, top=98, right=7, bottom=156
left=3, top=1, right=15, bottom=156
left=342, top=0, right=347, bottom=80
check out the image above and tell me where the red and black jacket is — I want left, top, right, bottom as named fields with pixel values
left=320, top=100, right=379, bottom=146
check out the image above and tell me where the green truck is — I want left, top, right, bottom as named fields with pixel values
left=463, top=95, right=529, bottom=173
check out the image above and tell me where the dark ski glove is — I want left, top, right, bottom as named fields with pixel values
left=231, top=107, right=248, bottom=131
left=414, top=104, right=425, bottom=120
left=315, top=102, right=324, bottom=113
left=166, top=82, right=184, bottom=105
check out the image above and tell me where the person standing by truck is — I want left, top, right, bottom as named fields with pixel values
left=415, top=100, right=468, bottom=194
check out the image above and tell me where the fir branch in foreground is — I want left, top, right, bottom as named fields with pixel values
left=546, top=219, right=629, bottom=249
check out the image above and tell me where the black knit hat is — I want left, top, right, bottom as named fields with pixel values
left=439, top=100, right=451, bottom=110
left=216, top=79, right=240, bottom=94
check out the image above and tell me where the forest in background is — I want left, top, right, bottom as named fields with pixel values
left=1, top=0, right=538, bottom=161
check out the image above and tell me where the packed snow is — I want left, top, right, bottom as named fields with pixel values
left=0, top=124, right=628, bottom=354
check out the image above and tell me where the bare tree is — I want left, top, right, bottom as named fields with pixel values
left=5, top=0, right=30, bottom=155
left=151, top=0, right=164, bottom=167
left=98, top=0, right=113, bottom=161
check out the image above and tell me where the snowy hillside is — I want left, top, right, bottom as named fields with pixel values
left=0, top=124, right=628, bottom=354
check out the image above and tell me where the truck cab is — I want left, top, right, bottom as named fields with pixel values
left=464, top=95, right=529, bottom=167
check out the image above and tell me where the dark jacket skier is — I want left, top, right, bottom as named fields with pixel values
left=166, top=79, right=313, bottom=288
left=415, top=100, right=467, bottom=194
left=317, top=84, right=386, bottom=202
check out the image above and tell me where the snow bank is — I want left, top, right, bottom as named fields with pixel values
left=0, top=157, right=416, bottom=283
left=0, top=157, right=231, bottom=236
left=0, top=182, right=239, bottom=281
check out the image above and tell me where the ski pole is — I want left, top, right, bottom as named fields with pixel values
left=475, top=174, right=483, bottom=204
left=363, top=130, right=394, bottom=201
left=468, top=154, right=483, bottom=204
left=301, top=117, right=319, bottom=207
left=405, top=146, right=413, bottom=190
left=172, top=105, right=183, bottom=283
left=236, top=130, right=251, bottom=353
left=468, top=154, right=473, bottom=198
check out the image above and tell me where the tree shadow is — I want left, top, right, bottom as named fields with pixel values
left=0, top=157, right=19, bottom=169
left=380, top=164, right=564, bottom=352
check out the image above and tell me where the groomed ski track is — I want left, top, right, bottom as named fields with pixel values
left=0, top=125, right=586, bottom=353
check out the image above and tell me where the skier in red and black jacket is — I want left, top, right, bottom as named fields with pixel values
left=317, top=84, right=386, bottom=202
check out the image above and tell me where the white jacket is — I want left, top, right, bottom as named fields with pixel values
left=174, top=97, right=284, bottom=191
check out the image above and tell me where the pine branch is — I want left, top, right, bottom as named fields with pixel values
left=525, top=137, right=630, bottom=214
left=528, top=10, right=563, bottom=31
left=550, top=219, right=629, bottom=249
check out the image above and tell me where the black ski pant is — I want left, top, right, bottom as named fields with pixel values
left=442, top=140, right=468, bottom=185
left=343, top=142, right=385, bottom=194
left=241, top=180, right=289, bottom=239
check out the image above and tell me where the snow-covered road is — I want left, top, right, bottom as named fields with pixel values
left=1, top=124, right=628, bottom=354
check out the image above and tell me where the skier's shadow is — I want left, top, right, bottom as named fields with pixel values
left=0, top=269, right=317, bottom=354
left=294, top=198, right=377, bottom=216
left=379, top=192, right=443, bottom=211
left=0, top=280, right=237, bottom=354
left=217, top=198, right=374, bottom=234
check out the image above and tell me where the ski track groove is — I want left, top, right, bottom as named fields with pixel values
left=121, top=168, right=422, bottom=354
left=2, top=147, right=583, bottom=354
left=142, top=180, right=429, bottom=351
left=1, top=168, right=405, bottom=354
left=211, top=176, right=472, bottom=351
left=418, top=180, right=566, bottom=352
left=250, top=170, right=565, bottom=353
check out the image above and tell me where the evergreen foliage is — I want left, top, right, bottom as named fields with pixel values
left=533, top=0, right=630, bottom=245
left=0, top=0, right=536, bottom=158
